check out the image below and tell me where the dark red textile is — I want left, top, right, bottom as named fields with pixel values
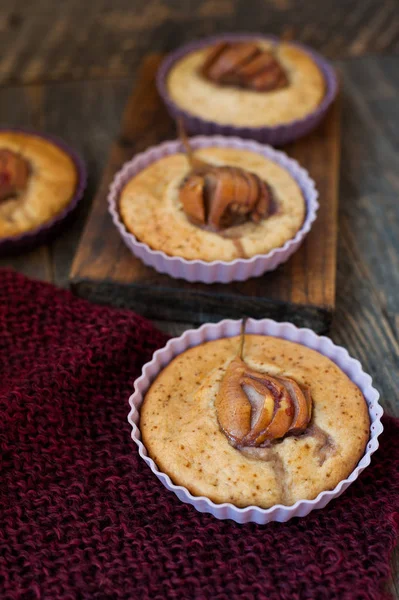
left=1, top=269, right=399, bottom=600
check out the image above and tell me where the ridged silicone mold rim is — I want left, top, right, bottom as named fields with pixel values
left=0, top=127, right=87, bottom=254
left=156, top=33, right=338, bottom=146
left=108, top=136, right=318, bottom=283
left=128, top=319, right=383, bottom=524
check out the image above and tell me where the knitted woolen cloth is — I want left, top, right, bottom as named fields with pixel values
left=1, top=269, right=399, bottom=600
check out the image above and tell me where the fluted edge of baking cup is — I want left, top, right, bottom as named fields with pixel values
left=156, top=33, right=339, bottom=146
left=0, top=128, right=87, bottom=254
left=128, top=318, right=383, bottom=524
left=108, top=136, right=319, bottom=283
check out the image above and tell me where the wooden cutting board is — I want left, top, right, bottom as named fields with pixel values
left=70, top=53, right=340, bottom=333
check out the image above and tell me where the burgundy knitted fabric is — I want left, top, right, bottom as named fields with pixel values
left=1, top=269, right=399, bottom=600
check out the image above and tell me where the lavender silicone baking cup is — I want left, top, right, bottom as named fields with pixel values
left=156, top=33, right=338, bottom=146
left=108, top=135, right=318, bottom=283
left=128, top=319, right=383, bottom=525
left=0, top=128, right=87, bottom=254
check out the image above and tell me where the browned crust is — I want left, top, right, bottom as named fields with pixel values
left=119, top=147, right=305, bottom=262
left=0, top=132, right=77, bottom=238
left=141, top=335, right=370, bottom=508
left=167, top=41, right=325, bottom=127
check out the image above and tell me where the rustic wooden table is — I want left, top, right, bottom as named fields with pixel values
left=1, top=0, right=399, bottom=596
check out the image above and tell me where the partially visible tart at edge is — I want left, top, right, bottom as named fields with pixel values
left=0, top=131, right=77, bottom=239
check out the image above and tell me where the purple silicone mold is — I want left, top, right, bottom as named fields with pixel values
left=128, top=319, right=383, bottom=524
left=108, top=135, right=319, bottom=283
left=157, top=33, right=338, bottom=146
left=0, top=128, right=87, bottom=254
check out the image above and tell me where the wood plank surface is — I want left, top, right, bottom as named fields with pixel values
left=69, top=53, right=340, bottom=332
left=0, top=0, right=398, bottom=86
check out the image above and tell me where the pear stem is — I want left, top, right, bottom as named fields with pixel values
left=177, top=118, right=196, bottom=168
left=239, top=317, right=247, bottom=359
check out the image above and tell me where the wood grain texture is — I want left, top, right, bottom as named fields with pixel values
left=69, top=53, right=340, bottom=332
left=0, top=0, right=398, bottom=86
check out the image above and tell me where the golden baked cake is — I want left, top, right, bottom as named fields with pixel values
left=0, top=132, right=78, bottom=239
left=141, top=333, right=370, bottom=508
left=119, top=146, right=306, bottom=262
left=166, top=39, right=325, bottom=127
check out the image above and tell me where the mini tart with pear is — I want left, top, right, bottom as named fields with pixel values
left=166, top=38, right=325, bottom=127
left=0, top=131, right=78, bottom=239
left=119, top=146, right=306, bottom=262
left=141, top=334, right=370, bottom=509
